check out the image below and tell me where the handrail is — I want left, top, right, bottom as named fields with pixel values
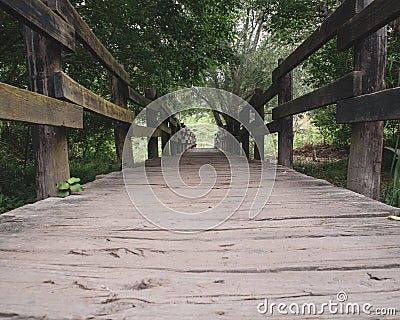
left=0, top=0, right=194, bottom=198
left=46, top=0, right=130, bottom=84
left=242, top=0, right=399, bottom=199
left=0, top=0, right=75, bottom=51
left=247, top=0, right=400, bottom=135
left=272, top=0, right=356, bottom=82
left=337, top=0, right=400, bottom=51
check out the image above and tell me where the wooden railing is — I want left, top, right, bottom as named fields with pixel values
left=0, top=0, right=194, bottom=199
left=243, top=0, right=400, bottom=199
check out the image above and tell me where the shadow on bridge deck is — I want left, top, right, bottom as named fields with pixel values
left=0, top=149, right=399, bottom=319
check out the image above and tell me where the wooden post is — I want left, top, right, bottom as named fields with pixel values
left=239, top=107, right=250, bottom=158
left=347, top=0, right=387, bottom=200
left=277, top=58, right=294, bottom=168
left=254, top=88, right=265, bottom=160
left=178, top=123, right=184, bottom=153
left=145, top=88, right=158, bottom=159
left=170, top=118, right=178, bottom=155
left=110, top=73, right=130, bottom=165
left=161, top=114, right=170, bottom=155
left=161, top=125, right=170, bottom=155
left=24, top=27, right=69, bottom=200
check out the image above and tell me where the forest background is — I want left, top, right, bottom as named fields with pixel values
left=1, top=0, right=400, bottom=213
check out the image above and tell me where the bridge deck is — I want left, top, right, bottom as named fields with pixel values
left=0, top=149, right=399, bottom=319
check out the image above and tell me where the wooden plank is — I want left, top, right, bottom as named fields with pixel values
left=272, top=0, right=356, bottom=81
left=159, top=123, right=172, bottom=135
left=132, top=125, right=161, bottom=137
left=338, top=0, right=400, bottom=51
left=337, top=87, right=400, bottom=123
left=47, top=0, right=130, bottom=84
left=0, top=82, right=82, bottom=128
left=0, top=0, right=75, bottom=52
left=249, top=83, right=278, bottom=108
left=272, top=71, right=362, bottom=120
left=0, top=149, right=399, bottom=318
left=54, top=72, right=135, bottom=123
left=266, top=121, right=280, bottom=134
left=128, top=86, right=151, bottom=107
left=129, top=87, right=174, bottom=122
left=169, top=117, right=179, bottom=127
left=248, top=123, right=271, bottom=136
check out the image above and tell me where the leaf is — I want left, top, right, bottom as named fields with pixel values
left=57, top=190, right=70, bottom=198
left=68, top=177, right=81, bottom=184
left=58, top=181, right=70, bottom=191
left=70, top=183, right=83, bottom=193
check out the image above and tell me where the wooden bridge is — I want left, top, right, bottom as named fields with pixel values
left=1, top=148, right=400, bottom=319
left=1, top=0, right=400, bottom=318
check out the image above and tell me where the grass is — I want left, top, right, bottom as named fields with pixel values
left=294, top=159, right=348, bottom=188
left=294, top=157, right=396, bottom=205
left=0, top=157, right=121, bottom=214
left=69, top=158, right=120, bottom=184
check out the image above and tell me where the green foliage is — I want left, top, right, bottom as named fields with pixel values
left=310, top=105, right=351, bottom=145
left=0, top=12, right=26, bottom=87
left=70, top=158, right=121, bottom=184
left=57, top=178, right=83, bottom=198
left=68, top=112, right=116, bottom=159
left=382, top=137, right=400, bottom=207
left=178, top=110, right=218, bottom=147
left=302, top=39, right=353, bottom=145
left=293, top=114, right=325, bottom=148
left=65, top=0, right=240, bottom=92
left=258, top=0, right=343, bottom=45
left=294, top=160, right=348, bottom=188
left=0, top=158, right=36, bottom=214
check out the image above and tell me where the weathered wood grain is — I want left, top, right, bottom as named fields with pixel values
left=110, top=73, right=130, bottom=163
left=47, top=0, right=130, bottom=84
left=272, top=0, right=356, bottom=81
left=128, top=86, right=151, bottom=107
left=249, top=83, right=278, bottom=108
left=337, top=87, right=400, bottom=123
left=0, top=149, right=399, bottom=319
left=272, top=71, right=362, bottom=120
left=266, top=120, right=280, bottom=133
left=24, top=27, right=71, bottom=200
left=145, top=88, right=159, bottom=159
left=0, top=0, right=75, bottom=52
left=346, top=0, right=387, bottom=201
left=252, top=89, right=265, bottom=160
left=338, top=0, right=400, bottom=51
left=277, top=58, right=293, bottom=168
left=54, top=71, right=135, bottom=123
left=132, top=125, right=162, bottom=137
left=0, top=82, right=82, bottom=128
